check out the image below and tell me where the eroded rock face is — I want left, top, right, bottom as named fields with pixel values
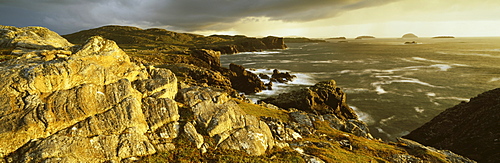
left=404, top=88, right=500, bottom=163
left=261, top=80, right=357, bottom=120
left=0, top=26, right=179, bottom=161
left=190, top=49, right=221, bottom=68
left=0, top=25, right=73, bottom=50
left=228, top=63, right=266, bottom=94
left=176, top=86, right=275, bottom=155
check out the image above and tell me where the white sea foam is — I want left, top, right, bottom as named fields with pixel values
left=374, top=85, right=388, bottom=94
left=435, top=96, right=470, bottom=102
left=351, top=106, right=375, bottom=125
left=309, top=60, right=340, bottom=64
left=431, top=64, right=452, bottom=71
left=437, top=51, right=500, bottom=58
left=237, top=51, right=281, bottom=55
left=489, top=77, right=500, bottom=82
left=380, top=115, right=395, bottom=126
left=426, top=92, right=436, bottom=97
left=412, top=57, right=446, bottom=63
left=414, top=107, right=425, bottom=113
left=245, top=68, right=316, bottom=102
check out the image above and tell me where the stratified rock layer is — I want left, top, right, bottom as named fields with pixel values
left=0, top=26, right=179, bottom=162
left=404, top=88, right=500, bottom=163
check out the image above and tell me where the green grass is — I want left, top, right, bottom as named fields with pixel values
left=236, top=99, right=290, bottom=122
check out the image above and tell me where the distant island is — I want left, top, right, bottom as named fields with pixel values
left=327, top=37, right=346, bottom=40
left=402, top=33, right=418, bottom=39
left=284, top=37, right=326, bottom=43
left=432, top=36, right=455, bottom=39
left=355, top=36, right=375, bottom=39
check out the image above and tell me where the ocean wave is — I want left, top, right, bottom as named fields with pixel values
left=435, top=96, right=470, bottom=102
left=379, top=115, right=395, bottom=126
left=414, top=107, right=425, bottom=113
left=489, top=77, right=500, bottom=82
left=436, top=51, right=500, bottom=58
left=237, top=51, right=281, bottom=55
left=351, top=106, right=375, bottom=125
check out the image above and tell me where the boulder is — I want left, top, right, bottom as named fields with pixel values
left=0, top=25, right=73, bottom=50
left=404, top=88, right=500, bottom=163
left=260, top=80, right=358, bottom=120
left=228, top=63, right=266, bottom=94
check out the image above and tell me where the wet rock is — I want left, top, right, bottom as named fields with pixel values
left=228, top=63, right=266, bottom=94
left=271, top=69, right=296, bottom=83
left=261, top=80, right=357, bottom=120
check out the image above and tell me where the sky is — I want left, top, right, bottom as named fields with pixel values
left=1, top=0, right=500, bottom=38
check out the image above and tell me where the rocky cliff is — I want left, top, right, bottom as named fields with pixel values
left=0, top=25, right=476, bottom=162
left=404, top=88, right=500, bottom=163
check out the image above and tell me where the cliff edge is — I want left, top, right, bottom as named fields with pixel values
left=404, top=88, right=500, bottom=163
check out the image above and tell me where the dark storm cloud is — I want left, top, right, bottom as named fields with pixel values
left=0, top=0, right=396, bottom=34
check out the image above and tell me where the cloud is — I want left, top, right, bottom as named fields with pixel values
left=0, top=0, right=396, bottom=34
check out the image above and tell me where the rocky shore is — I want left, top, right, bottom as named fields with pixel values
left=0, top=25, right=481, bottom=162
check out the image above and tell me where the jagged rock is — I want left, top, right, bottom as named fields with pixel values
left=176, top=86, right=274, bottom=155
left=271, top=69, right=296, bottom=83
left=397, top=138, right=476, bottom=163
left=259, top=73, right=270, bottom=79
left=190, top=49, right=221, bottom=68
left=404, top=88, right=500, bottom=163
left=133, top=67, right=178, bottom=99
left=345, top=119, right=373, bottom=139
left=183, top=122, right=204, bottom=149
left=0, top=26, right=182, bottom=162
left=158, top=63, right=231, bottom=89
left=261, top=117, right=302, bottom=142
left=261, top=80, right=357, bottom=120
left=228, top=63, right=266, bottom=94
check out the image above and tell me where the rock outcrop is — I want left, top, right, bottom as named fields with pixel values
left=261, top=80, right=357, bottom=120
left=0, top=26, right=179, bottom=161
left=404, top=88, right=500, bottom=163
left=176, top=87, right=275, bottom=155
left=228, top=63, right=266, bottom=94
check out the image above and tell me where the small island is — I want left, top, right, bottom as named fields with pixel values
left=432, top=36, right=455, bottom=39
left=402, top=33, right=418, bottom=39
left=355, top=36, right=375, bottom=39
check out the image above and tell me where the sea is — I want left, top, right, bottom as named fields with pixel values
left=220, top=37, right=500, bottom=141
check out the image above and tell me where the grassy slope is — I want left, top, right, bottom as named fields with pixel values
left=141, top=101, right=449, bottom=162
